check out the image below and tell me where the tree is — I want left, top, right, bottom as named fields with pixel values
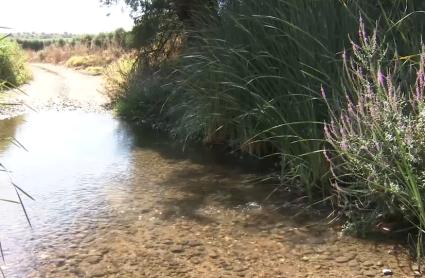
left=102, top=0, right=218, bottom=28
left=113, top=28, right=127, bottom=48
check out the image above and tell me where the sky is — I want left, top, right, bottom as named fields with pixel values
left=0, top=0, right=134, bottom=34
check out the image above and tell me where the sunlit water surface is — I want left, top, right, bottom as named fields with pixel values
left=0, top=111, right=417, bottom=277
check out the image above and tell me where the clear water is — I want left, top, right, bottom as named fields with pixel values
left=0, top=111, right=416, bottom=277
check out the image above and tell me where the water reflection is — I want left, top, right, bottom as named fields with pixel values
left=0, top=112, right=135, bottom=276
left=0, top=111, right=416, bottom=277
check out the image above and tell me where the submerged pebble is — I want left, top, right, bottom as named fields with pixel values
left=382, top=268, right=393, bottom=275
left=0, top=111, right=417, bottom=277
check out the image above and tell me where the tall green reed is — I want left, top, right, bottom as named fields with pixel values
left=173, top=1, right=355, bottom=196
left=170, top=0, right=425, bottom=197
left=116, top=0, right=425, bottom=202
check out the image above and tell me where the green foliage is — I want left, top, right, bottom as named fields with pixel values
left=16, top=39, right=45, bottom=51
left=174, top=0, right=425, bottom=195
left=116, top=0, right=425, bottom=192
left=111, top=0, right=425, bottom=254
left=113, top=59, right=178, bottom=129
left=16, top=29, right=135, bottom=51
left=57, top=38, right=66, bottom=47
left=172, top=0, right=359, bottom=194
left=0, top=38, right=31, bottom=89
left=81, top=35, right=94, bottom=48
left=104, top=56, right=136, bottom=103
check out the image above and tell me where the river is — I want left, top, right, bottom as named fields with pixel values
left=0, top=65, right=418, bottom=277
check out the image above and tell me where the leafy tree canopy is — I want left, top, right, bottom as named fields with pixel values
left=102, top=0, right=219, bottom=26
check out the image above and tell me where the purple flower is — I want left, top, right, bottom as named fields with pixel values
left=344, top=115, right=351, bottom=125
left=324, top=125, right=331, bottom=139
left=358, top=16, right=368, bottom=43
left=377, top=70, right=386, bottom=88
left=352, top=42, right=360, bottom=53
left=415, top=87, right=422, bottom=103
left=415, top=66, right=425, bottom=104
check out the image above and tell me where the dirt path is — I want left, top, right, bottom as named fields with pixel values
left=0, top=63, right=108, bottom=119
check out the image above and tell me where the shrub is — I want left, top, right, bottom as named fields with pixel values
left=104, top=55, right=136, bottom=103
left=113, top=59, right=178, bottom=128
left=0, top=39, right=31, bottom=89
left=324, top=22, right=425, bottom=254
left=65, top=55, right=98, bottom=68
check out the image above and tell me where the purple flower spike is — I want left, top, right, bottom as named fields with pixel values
left=358, top=16, right=368, bottom=43
left=324, top=125, right=331, bottom=139
left=377, top=70, right=386, bottom=88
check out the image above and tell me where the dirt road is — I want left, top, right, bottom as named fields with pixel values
left=0, top=63, right=108, bottom=119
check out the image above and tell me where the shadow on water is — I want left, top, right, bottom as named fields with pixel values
left=0, top=112, right=407, bottom=236
left=127, top=122, right=277, bottom=173
left=125, top=123, right=326, bottom=228
left=126, top=125, right=414, bottom=275
left=128, top=121, right=414, bottom=250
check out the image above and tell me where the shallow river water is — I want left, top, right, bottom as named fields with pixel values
left=0, top=111, right=418, bottom=277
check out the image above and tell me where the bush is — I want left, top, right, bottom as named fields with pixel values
left=0, top=39, right=31, bottom=89
left=104, top=55, right=136, bottom=103
left=325, top=22, right=425, bottom=254
left=65, top=55, right=98, bottom=68
left=112, top=59, right=177, bottom=128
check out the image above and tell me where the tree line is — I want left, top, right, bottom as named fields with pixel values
left=15, top=28, right=134, bottom=51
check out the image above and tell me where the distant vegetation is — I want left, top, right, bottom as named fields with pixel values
left=11, top=32, right=77, bottom=40
left=103, top=0, right=425, bottom=259
left=14, top=29, right=135, bottom=75
left=14, top=29, right=133, bottom=52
